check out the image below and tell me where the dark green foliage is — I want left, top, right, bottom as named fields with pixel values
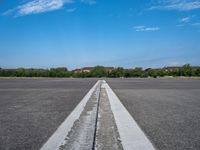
left=0, top=64, right=199, bottom=78
left=109, top=67, right=124, bottom=78
left=195, top=68, right=200, bottom=76
left=147, top=69, right=158, bottom=78
left=179, top=64, right=192, bottom=76
left=90, top=66, right=108, bottom=77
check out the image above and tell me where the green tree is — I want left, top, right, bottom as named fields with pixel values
left=195, top=68, right=200, bottom=76
left=109, top=67, right=125, bottom=78
left=90, top=66, right=107, bottom=77
left=148, top=69, right=158, bottom=78
left=130, top=67, right=144, bottom=77
left=179, top=64, right=192, bottom=76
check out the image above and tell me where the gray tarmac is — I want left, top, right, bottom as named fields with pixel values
left=106, top=78, right=200, bottom=150
left=0, top=78, right=97, bottom=150
left=1, top=78, right=200, bottom=150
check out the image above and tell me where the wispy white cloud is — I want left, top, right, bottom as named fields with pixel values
left=150, top=0, right=200, bottom=11
left=176, top=15, right=198, bottom=27
left=3, top=0, right=96, bottom=16
left=179, top=16, right=191, bottom=23
left=133, top=26, right=160, bottom=32
left=20, top=0, right=73, bottom=15
left=2, top=8, right=16, bottom=16
left=3, top=0, right=73, bottom=16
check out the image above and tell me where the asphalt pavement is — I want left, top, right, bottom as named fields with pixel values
left=0, top=78, right=97, bottom=150
left=106, top=78, right=200, bottom=150
left=1, top=78, right=200, bottom=150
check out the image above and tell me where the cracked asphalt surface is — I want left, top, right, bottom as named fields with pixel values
left=0, top=78, right=97, bottom=150
left=107, top=78, right=200, bottom=150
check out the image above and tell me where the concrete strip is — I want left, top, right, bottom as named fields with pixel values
left=95, top=87, right=123, bottom=150
left=103, top=81, right=155, bottom=150
left=60, top=82, right=101, bottom=150
left=40, top=80, right=100, bottom=150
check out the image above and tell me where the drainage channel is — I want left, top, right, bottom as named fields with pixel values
left=95, top=82, right=123, bottom=150
left=59, top=80, right=123, bottom=150
left=92, top=82, right=101, bottom=150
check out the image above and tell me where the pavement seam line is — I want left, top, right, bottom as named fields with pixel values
left=103, top=80, right=156, bottom=150
left=40, top=80, right=101, bottom=150
left=92, top=81, right=102, bottom=150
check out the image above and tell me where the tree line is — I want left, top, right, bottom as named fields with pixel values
left=0, top=64, right=200, bottom=78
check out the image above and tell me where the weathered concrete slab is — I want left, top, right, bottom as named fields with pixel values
left=41, top=80, right=101, bottom=150
left=104, top=81, right=155, bottom=150
left=95, top=87, right=123, bottom=150
left=60, top=82, right=101, bottom=150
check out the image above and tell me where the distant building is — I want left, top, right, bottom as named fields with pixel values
left=73, top=67, right=93, bottom=73
left=163, top=66, right=181, bottom=72
left=73, top=67, right=114, bottom=73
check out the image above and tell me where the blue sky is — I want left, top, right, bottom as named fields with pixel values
left=0, top=0, right=200, bottom=69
